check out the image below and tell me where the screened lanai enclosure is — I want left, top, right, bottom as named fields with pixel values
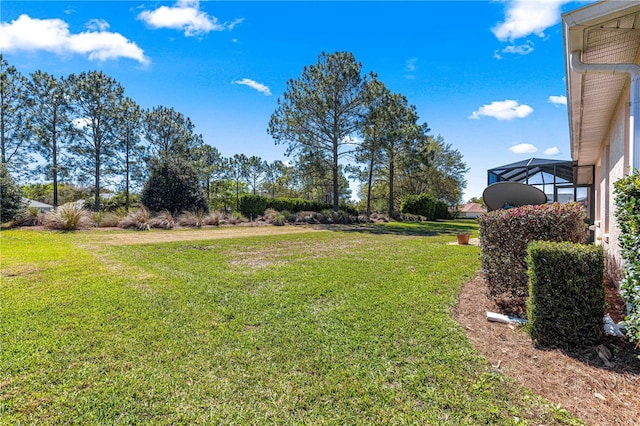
left=487, top=158, right=594, bottom=221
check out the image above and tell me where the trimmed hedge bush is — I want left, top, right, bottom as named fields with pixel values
left=238, top=196, right=358, bottom=216
left=479, top=202, right=587, bottom=316
left=526, top=241, right=605, bottom=348
left=614, top=170, right=640, bottom=342
left=239, top=194, right=268, bottom=218
left=400, top=193, right=449, bottom=220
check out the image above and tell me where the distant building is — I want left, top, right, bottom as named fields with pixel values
left=456, top=203, right=486, bottom=219
left=24, top=198, right=53, bottom=213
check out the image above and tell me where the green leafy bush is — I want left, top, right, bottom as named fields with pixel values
left=400, top=193, right=437, bottom=220
left=239, top=194, right=268, bottom=218
left=614, top=170, right=640, bottom=342
left=400, top=194, right=449, bottom=220
left=0, top=164, right=25, bottom=224
left=141, top=157, right=208, bottom=215
left=43, top=203, right=92, bottom=231
left=479, top=202, right=587, bottom=316
left=527, top=241, right=605, bottom=348
left=435, top=200, right=450, bottom=220
left=263, top=197, right=357, bottom=215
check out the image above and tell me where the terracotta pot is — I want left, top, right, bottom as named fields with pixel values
left=456, top=233, right=470, bottom=245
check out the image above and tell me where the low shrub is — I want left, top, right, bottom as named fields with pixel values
left=614, top=170, right=640, bottom=342
left=94, top=211, right=123, bottom=228
left=261, top=208, right=287, bottom=226
left=294, top=210, right=325, bottom=224
left=43, top=203, right=92, bottom=231
left=327, top=210, right=351, bottom=224
left=10, top=207, right=43, bottom=227
left=202, top=212, right=220, bottom=226
left=119, top=207, right=151, bottom=231
left=149, top=211, right=175, bottom=229
left=178, top=210, right=207, bottom=228
left=479, top=202, right=587, bottom=316
left=435, top=201, right=450, bottom=220
left=526, top=241, right=605, bottom=348
left=224, top=211, right=246, bottom=225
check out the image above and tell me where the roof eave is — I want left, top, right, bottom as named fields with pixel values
left=562, top=0, right=640, bottom=166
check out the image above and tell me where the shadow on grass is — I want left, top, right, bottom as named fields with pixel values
left=315, top=220, right=479, bottom=237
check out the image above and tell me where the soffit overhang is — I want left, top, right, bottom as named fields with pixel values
left=563, top=1, right=640, bottom=167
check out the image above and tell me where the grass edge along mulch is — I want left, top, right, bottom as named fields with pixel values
left=454, top=274, right=640, bottom=426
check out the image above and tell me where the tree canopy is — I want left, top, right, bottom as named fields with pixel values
left=269, top=51, right=369, bottom=211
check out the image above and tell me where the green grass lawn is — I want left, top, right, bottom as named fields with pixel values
left=1, top=222, right=582, bottom=424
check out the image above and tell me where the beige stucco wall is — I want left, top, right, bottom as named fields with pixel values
left=596, top=97, right=629, bottom=278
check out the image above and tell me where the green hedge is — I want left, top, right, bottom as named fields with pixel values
left=238, top=195, right=358, bottom=217
left=614, top=170, right=640, bottom=343
left=526, top=241, right=605, bottom=348
left=478, top=202, right=587, bottom=316
left=400, top=193, right=449, bottom=220
left=239, top=194, right=268, bottom=218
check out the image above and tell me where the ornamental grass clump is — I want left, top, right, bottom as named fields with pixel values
left=202, top=212, right=220, bottom=226
left=149, top=211, right=175, bottom=229
left=614, top=170, right=640, bottom=343
left=478, top=202, right=587, bottom=316
left=119, top=206, right=151, bottom=231
left=43, top=203, right=92, bottom=231
left=178, top=210, right=207, bottom=228
left=262, top=208, right=286, bottom=226
left=527, top=241, right=605, bottom=348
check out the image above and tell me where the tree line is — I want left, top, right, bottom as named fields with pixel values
left=1, top=52, right=467, bottom=216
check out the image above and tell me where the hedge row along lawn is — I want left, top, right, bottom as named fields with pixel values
left=1, top=222, right=582, bottom=424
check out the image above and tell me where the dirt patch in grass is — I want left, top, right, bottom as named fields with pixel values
left=454, top=275, right=640, bottom=426
left=226, top=237, right=366, bottom=272
left=90, top=225, right=323, bottom=246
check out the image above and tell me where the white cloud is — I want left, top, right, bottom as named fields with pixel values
left=0, top=14, right=150, bottom=65
left=509, top=143, right=538, bottom=154
left=342, top=135, right=363, bottom=145
left=469, top=100, right=533, bottom=120
left=493, top=50, right=502, bottom=60
left=548, top=95, right=567, bottom=106
left=406, top=57, right=417, bottom=72
left=85, top=19, right=109, bottom=32
left=544, top=146, right=560, bottom=155
left=138, top=0, right=243, bottom=37
left=72, top=117, right=91, bottom=130
left=501, top=41, right=534, bottom=56
left=492, top=0, right=570, bottom=42
left=233, top=78, right=271, bottom=96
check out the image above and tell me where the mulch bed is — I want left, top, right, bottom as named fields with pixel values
left=453, top=275, right=640, bottom=426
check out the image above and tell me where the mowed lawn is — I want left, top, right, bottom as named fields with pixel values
left=1, top=222, right=581, bottom=424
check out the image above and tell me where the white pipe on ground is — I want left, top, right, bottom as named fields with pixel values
left=570, top=51, right=640, bottom=170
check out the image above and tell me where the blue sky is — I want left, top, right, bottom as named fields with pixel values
left=1, top=0, right=595, bottom=202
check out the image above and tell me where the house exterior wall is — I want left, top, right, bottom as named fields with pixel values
left=595, top=95, right=629, bottom=277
